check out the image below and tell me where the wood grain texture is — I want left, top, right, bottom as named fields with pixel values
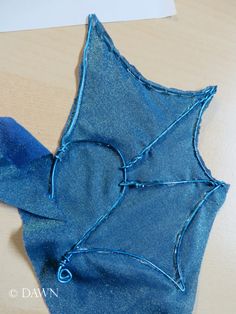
left=0, top=1, right=235, bottom=313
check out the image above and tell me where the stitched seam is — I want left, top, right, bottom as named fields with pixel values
left=92, top=14, right=216, bottom=97
left=192, top=96, right=227, bottom=186
left=123, top=91, right=216, bottom=170
left=57, top=175, right=223, bottom=291
left=49, top=140, right=127, bottom=199
left=56, top=184, right=222, bottom=291
left=61, top=14, right=93, bottom=145
left=71, top=247, right=185, bottom=291
left=173, top=183, right=222, bottom=286
left=120, top=179, right=217, bottom=188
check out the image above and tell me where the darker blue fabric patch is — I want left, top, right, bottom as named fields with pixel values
left=0, top=14, right=230, bottom=314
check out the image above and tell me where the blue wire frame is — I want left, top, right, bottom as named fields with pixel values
left=47, top=14, right=227, bottom=291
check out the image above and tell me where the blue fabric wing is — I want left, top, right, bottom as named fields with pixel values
left=41, top=14, right=229, bottom=313
left=0, top=14, right=230, bottom=314
left=61, top=14, right=217, bottom=167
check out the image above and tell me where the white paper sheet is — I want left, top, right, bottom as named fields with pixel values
left=0, top=0, right=176, bottom=32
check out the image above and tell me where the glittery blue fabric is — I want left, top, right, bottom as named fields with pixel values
left=0, top=14, right=230, bottom=314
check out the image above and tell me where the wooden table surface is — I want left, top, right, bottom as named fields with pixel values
left=0, top=1, right=235, bottom=313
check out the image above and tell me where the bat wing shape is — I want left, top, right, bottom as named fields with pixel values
left=0, top=14, right=230, bottom=314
